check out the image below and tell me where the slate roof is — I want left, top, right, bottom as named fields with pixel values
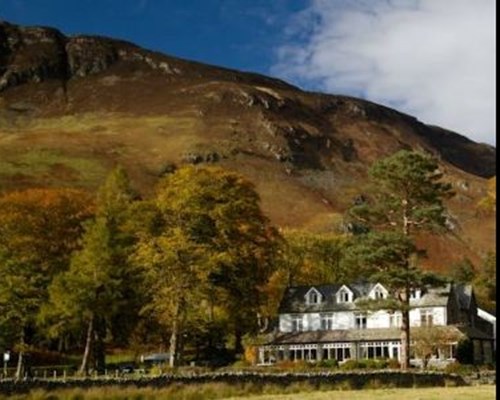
left=270, top=328, right=403, bottom=344
left=278, top=282, right=457, bottom=314
left=457, top=325, right=495, bottom=340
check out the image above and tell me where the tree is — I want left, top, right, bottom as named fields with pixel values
left=133, top=227, right=210, bottom=367
left=264, top=230, right=348, bottom=320
left=477, top=177, right=496, bottom=214
left=279, top=230, right=348, bottom=286
left=473, top=251, right=496, bottom=313
left=0, top=189, right=93, bottom=379
left=133, top=166, right=280, bottom=364
left=412, top=326, right=462, bottom=369
left=44, top=218, right=123, bottom=374
left=346, top=150, right=453, bottom=370
left=42, top=167, right=137, bottom=375
left=450, top=257, right=476, bottom=284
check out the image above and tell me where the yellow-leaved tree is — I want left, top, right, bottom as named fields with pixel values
left=133, top=166, right=280, bottom=366
left=0, top=188, right=93, bottom=379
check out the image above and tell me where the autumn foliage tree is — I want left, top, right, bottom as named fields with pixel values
left=42, top=168, right=137, bottom=375
left=279, top=229, right=348, bottom=286
left=0, top=188, right=93, bottom=379
left=133, top=166, right=280, bottom=365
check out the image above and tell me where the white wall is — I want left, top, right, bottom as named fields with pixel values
left=477, top=308, right=496, bottom=350
left=280, top=311, right=352, bottom=332
left=279, top=306, right=448, bottom=333
left=409, top=306, right=447, bottom=327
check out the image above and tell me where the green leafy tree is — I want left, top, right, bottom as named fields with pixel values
left=44, top=218, right=123, bottom=374
left=450, top=257, right=476, bottom=284
left=473, top=251, right=496, bottom=313
left=346, top=150, right=453, bottom=370
left=41, top=167, right=137, bottom=375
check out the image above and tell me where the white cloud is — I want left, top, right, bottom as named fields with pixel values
left=273, top=0, right=496, bottom=145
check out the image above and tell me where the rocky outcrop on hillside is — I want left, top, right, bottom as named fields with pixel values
left=0, top=21, right=294, bottom=92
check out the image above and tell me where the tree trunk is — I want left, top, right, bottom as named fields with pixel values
left=400, top=290, right=411, bottom=370
left=400, top=205, right=411, bottom=371
left=14, top=350, right=24, bottom=381
left=93, top=316, right=106, bottom=375
left=14, top=330, right=26, bottom=381
left=234, top=326, right=244, bottom=355
left=79, top=317, right=94, bottom=375
left=169, top=301, right=181, bottom=368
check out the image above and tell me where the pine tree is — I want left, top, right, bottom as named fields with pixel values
left=346, top=150, right=453, bottom=370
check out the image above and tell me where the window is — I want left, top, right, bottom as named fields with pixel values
left=322, top=343, right=352, bottom=361
left=374, top=289, right=385, bottom=299
left=355, top=313, right=367, bottom=329
left=389, top=312, right=402, bottom=328
left=321, top=314, right=334, bottom=330
left=290, top=345, right=318, bottom=362
left=420, top=309, right=433, bottom=327
left=338, top=289, right=350, bottom=303
left=309, top=292, right=318, bottom=304
left=307, top=290, right=321, bottom=305
left=410, top=289, right=421, bottom=300
left=359, top=342, right=391, bottom=359
left=291, top=316, right=303, bottom=332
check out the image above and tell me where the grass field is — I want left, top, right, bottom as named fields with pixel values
left=0, top=384, right=495, bottom=400
left=229, top=385, right=496, bottom=400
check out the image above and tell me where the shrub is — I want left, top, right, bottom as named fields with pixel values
left=387, top=358, right=400, bottom=369
left=339, top=358, right=395, bottom=370
left=478, top=363, right=495, bottom=371
left=231, top=360, right=251, bottom=369
left=340, top=359, right=364, bottom=370
left=274, top=360, right=309, bottom=370
left=444, top=361, right=476, bottom=375
left=316, top=359, right=339, bottom=368
left=243, top=346, right=258, bottom=365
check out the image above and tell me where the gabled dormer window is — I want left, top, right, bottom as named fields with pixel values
left=409, top=289, right=421, bottom=300
left=370, top=283, right=388, bottom=300
left=305, top=287, right=322, bottom=305
left=336, top=285, right=352, bottom=303
left=339, top=291, right=349, bottom=302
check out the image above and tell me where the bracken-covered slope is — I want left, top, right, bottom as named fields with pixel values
left=0, top=21, right=496, bottom=272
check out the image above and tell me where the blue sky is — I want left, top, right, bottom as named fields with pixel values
left=1, top=0, right=495, bottom=145
left=0, top=0, right=307, bottom=77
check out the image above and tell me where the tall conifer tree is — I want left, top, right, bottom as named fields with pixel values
left=346, top=150, right=453, bottom=370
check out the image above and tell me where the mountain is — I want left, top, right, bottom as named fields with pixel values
left=0, top=21, right=496, bottom=272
